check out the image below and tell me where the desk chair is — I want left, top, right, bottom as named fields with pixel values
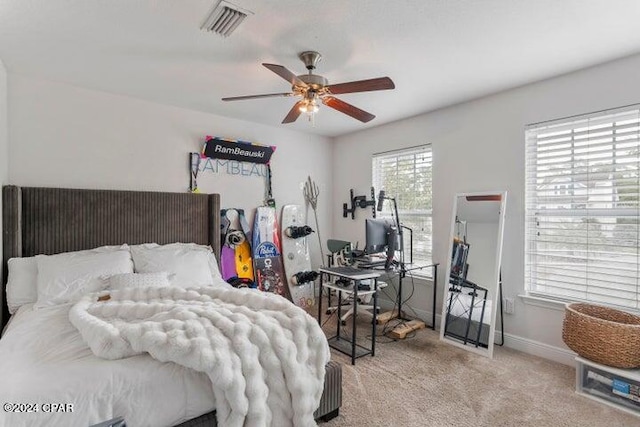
left=326, top=239, right=352, bottom=268
left=324, top=239, right=386, bottom=325
left=330, top=279, right=387, bottom=325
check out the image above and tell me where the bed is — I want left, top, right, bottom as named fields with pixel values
left=1, top=186, right=341, bottom=427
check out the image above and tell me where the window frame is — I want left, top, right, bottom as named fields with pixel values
left=371, top=144, right=433, bottom=278
left=524, top=104, right=640, bottom=311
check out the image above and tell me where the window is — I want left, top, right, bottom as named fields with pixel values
left=525, top=105, right=640, bottom=309
left=372, top=145, right=432, bottom=273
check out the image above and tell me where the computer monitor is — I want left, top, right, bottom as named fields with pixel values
left=365, top=219, right=398, bottom=268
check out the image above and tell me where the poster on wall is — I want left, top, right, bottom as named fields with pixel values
left=189, top=136, right=277, bottom=208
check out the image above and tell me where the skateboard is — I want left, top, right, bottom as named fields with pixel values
left=220, top=244, right=237, bottom=281
left=252, top=206, right=291, bottom=299
left=220, top=209, right=255, bottom=286
left=234, top=239, right=254, bottom=281
left=281, top=205, right=317, bottom=309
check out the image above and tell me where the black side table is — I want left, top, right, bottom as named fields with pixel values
left=318, top=266, right=381, bottom=365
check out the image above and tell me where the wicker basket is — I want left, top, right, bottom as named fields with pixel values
left=562, top=303, right=640, bottom=368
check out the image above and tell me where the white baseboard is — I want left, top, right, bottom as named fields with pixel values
left=496, top=332, right=576, bottom=366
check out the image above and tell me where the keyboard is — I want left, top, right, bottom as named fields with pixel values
left=358, top=260, right=387, bottom=268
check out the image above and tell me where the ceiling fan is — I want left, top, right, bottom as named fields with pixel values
left=222, top=51, right=395, bottom=124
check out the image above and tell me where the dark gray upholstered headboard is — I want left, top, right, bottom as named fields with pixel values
left=1, top=185, right=221, bottom=330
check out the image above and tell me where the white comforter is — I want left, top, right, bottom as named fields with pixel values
left=69, top=286, right=330, bottom=427
left=0, top=303, right=215, bottom=427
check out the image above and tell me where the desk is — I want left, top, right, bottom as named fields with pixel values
left=317, top=267, right=381, bottom=365
left=356, top=261, right=439, bottom=330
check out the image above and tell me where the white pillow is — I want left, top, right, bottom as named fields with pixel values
left=107, top=272, right=171, bottom=291
left=35, top=246, right=133, bottom=308
left=131, top=243, right=222, bottom=288
left=130, top=243, right=160, bottom=250
left=6, top=257, right=38, bottom=314
left=162, top=242, right=221, bottom=280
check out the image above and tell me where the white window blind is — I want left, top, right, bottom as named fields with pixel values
left=525, top=105, right=640, bottom=309
left=372, top=145, right=432, bottom=273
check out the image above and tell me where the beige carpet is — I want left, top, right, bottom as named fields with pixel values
left=318, top=318, right=639, bottom=427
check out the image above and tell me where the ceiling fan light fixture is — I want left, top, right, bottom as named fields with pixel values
left=299, top=99, right=319, bottom=114
left=299, top=91, right=320, bottom=115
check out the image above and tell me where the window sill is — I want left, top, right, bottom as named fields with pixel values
left=518, top=294, right=568, bottom=312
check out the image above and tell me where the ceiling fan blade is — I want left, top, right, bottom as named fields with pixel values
left=222, top=92, right=293, bottom=101
left=322, top=96, right=375, bottom=123
left=327, top=77, right=395, bottom=95
left=282, top=100, right=305, bottom=124
left=263, top=63, right=308, bottom=88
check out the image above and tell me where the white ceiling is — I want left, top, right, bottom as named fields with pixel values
left=1, top=1, right=640, bottom=138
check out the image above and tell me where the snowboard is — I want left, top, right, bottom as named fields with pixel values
left=252, top=206, right=291, bottom=299
left=281, top=205, right=316, bottom=309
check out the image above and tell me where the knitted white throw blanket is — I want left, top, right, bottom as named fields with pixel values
left=69, top=286, right=330, bottom=427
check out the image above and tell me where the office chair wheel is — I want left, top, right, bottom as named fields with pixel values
left=326, top=310, right=333, bottom=315
left=341, top=320, right=347, bottom=326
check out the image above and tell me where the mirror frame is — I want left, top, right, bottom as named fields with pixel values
left=439, top=191, right=507, bottom=358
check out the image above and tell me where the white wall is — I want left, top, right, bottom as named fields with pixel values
left=332, top=52, right=640, bottom=364
left=7, top=74, right=333, bottom=267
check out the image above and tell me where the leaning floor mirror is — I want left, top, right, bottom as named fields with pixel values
left=440, top=192, right=507, bottom=358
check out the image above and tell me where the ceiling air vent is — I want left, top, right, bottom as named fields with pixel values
left=201, top=0, right=253, bottom=37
